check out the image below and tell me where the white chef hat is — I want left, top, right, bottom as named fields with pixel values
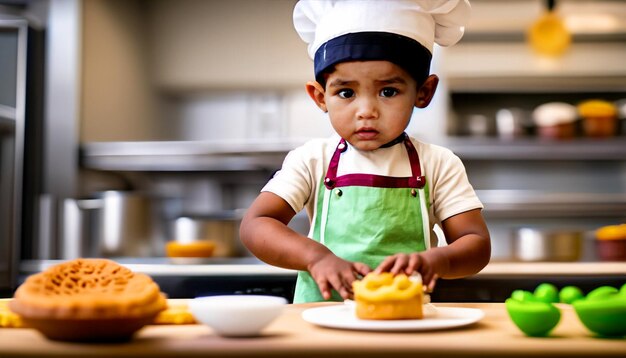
left=293, top=0, right=471, bottom=84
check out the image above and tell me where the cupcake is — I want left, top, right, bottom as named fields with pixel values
left=595, top=224, right=626, bottom=261
left=532, top=102, right=578, bottom=139
left=577, top=100, right=618, bottom=138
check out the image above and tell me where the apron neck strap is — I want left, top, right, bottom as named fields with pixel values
left=380, top=132, right=407, bottom=148
left=404, top=136, right=425, bottom=188
left=324, top=134, right=425, bottom=190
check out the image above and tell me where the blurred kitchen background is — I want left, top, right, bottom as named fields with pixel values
left=1, top=0, right=625, bottom=301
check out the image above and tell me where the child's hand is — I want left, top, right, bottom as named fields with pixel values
left=308, top=253, right=371, bottom=300
left=374, top=251, right=448, bottom=292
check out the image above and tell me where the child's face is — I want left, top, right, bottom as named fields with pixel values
left=318, top=61, right=420, bottom=151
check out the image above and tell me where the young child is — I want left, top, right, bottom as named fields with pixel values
left=240, top=0, right=490, bottom=303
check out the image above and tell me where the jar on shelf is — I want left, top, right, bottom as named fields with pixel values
left=532, top=102, right=578, bottom=139
left=595, top=224, right=626, bottom=261
left=577, top=100, right=618, bottom=138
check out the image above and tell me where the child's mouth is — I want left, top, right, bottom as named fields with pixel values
left=355, top=128, right=378, bottom=140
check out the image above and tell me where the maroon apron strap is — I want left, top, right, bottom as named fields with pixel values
left=324, top=134, right=425, bottom=190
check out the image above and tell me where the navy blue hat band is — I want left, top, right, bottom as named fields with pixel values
left=313, top=32, right=432, bottom=85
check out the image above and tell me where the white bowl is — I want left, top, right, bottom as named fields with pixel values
left=189, top=295, right=287, bottom=337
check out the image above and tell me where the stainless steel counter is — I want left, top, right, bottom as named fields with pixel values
left=20, top=258, right=626, bottom=277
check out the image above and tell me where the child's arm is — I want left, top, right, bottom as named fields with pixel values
left=374, top=208, right=490, bottom=290
left=240, top=192, right=371, bottom=300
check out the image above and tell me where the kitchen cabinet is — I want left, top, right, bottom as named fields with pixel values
left=1, top=301, right=625, bottom=358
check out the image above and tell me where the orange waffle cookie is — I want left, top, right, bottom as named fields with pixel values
left=9, top=258, right=167, bottom=341
left=0, top=299, right=24, bottom=328
left=352, top=272, right=423, bottom=320
left=153, top=301, right=197, bottom=325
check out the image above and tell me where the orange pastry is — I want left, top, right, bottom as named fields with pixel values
left=352, top=272, right=423, bottom=320
left=165, top=240, right=216, bottom=258
left=9, top=258, right=167, bottom=341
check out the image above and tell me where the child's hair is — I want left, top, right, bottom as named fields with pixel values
left=316, top=63, right=428, bottom=90
left=316, top=67, right=335, bottom=89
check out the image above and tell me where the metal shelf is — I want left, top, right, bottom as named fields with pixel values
left=80, top=139, right=306, bottom=172
left=80, top=137, right=626, bottom=172
left=447, top=75, right=626, bottom=93
left=443, top=137, right=626, bottom=161
left=477, top=190, right=626, bottom=218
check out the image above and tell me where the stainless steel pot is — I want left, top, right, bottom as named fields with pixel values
left=61, top=191, right=155, bottom=258
left=511, top=227, right=583, bottom=262
left=171, top=211, right=245, bottom=257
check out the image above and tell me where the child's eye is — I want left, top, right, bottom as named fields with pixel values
left=337, top=89, right=354, bottom=99
left=380, top=88, right=398, bottom=97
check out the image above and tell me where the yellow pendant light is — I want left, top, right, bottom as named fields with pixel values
left=528, top=0, right=571, bottom=56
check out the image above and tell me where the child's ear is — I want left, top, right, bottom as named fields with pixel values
left=305, top=81, right=328, bottom=112
left=415, top=75, right=439, bottom=108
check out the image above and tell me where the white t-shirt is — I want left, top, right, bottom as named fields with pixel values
left=262, top=134, right=483, bottom=247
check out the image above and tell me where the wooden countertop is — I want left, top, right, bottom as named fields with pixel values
left=1, top=302, right=625, bottom=358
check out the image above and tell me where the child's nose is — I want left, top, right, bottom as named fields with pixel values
left=355, top=96, right=378, bottom=119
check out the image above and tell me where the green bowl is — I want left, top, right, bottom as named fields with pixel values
left=505, top=298, right=561, bottom=337
left=573, top=296, right=626, bottom=337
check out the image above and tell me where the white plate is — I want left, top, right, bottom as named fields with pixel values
left=301, top=304, right=484, bottom=332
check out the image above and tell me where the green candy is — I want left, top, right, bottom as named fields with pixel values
left=586, top=286, right=619, bottom=301
left=534, top=283, right=559, bottom=304
left=510, top=290, right=538, bottom=302
left=559, top=286, right=584, bottom=304
left=506, top=298, right=561, bottom=337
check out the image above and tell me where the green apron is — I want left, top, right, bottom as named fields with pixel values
left=293, top=134, right=430, bottom=303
